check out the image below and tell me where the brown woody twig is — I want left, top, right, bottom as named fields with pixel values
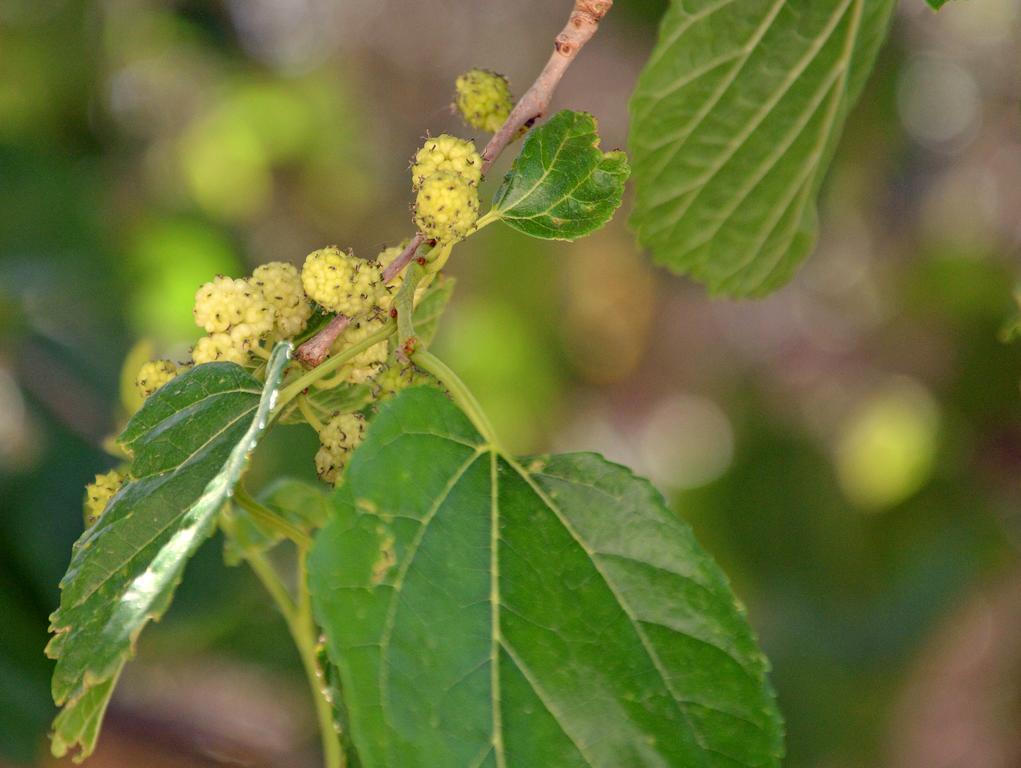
left=294, top=314, right=350, bottom=367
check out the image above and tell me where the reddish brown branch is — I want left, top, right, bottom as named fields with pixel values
left=381, top=233, right=425, bottom=283
left=294, top=314, right=350, bottom=367
left=296, top=0, right=612, bottom=367
left=481, top=0, right=613, bottom=175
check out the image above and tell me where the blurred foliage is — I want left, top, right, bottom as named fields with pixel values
left=1, top=1, right=1020, bottom=766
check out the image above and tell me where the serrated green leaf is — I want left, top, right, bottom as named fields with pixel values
left=629, top=0, right=895, bottom=296
left=47, top=344, right=291, bottom=762
left=309, top=387, right=783, bottom=767
left=492, top=110, right=630, bottom=240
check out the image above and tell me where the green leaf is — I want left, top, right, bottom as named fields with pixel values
left=224, top=479, right=332, bottom=564
left=924, top=0, right=954, bottom=8
left=629, top=0, right=895, bottom=296
left=47, top=344, right=291, bottom=762
left=309, top=387, right=783, bottom=767
left=413, top=274, right=454, bottom=346
left=277, top=383, right=373, bottom=425
left=492, top=110, right=630, bottom=240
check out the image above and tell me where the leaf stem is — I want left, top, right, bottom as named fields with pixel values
left=224, top=508, right=342, bottom=768
left=412, top=350, right=502, bottom=451
left=244, top=547, right=296, bottom=621
left=298, top=396, right=327, bottom=432
left=292, top=545, right=344, bottom=768
left=233, top=485, right=313, bottom=549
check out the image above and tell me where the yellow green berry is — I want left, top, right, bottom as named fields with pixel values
left=252, top=261, right=313, bottom=338
left=84, top=469, right=125, bottom=527
left=455, top=69, right=513, bottom=133
left=411, top=135, right=482, bottom=190
left=135, top=359, right=179, bottom=399
left=192, top=333, right=248, bottom=365
left=332, top=316, right=390, bottom=383
left=314, top=412, right=367, bottom=484
left=194, top=276, right=264, bottom=333
left=301, top=246, right=384, bottom=317
left=372, top=361, right=422, bottom=400
left=192, top=276, right=274, bottom=366
left=414, top=171, right=480, bottom=243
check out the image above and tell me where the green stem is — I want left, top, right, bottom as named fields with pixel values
left=274, top=322, right=396, bottom=416
left=298, top=396, right=326, bottom=432
left=412, top=350, right=501, bottom=450
left=473, top=209, right=500, bottom=232
left=224, top=508, right=342, bottom=768
left=234, top=485, right=312, bottom=549
left=292, top=544, right=344, bottom=768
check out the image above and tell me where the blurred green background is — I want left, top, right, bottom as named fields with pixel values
left=2, top=1, right=1020, bottom=766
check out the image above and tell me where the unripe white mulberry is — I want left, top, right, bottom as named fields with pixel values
left=84, top=469, right=125, bottom=527
left=252, top=261, right=313, bottom=338
left=411, top=135, right=482, bottom=190
left=332, top=316, right=389, bottom=383
left=455, top=69, right=513, bottom=134
left=414, top=171, right=480, bottom=243
left=192, top=333, right=248, bottom=365
left=193, top=275, right=275, bottom=365
left=135, top=360, right=179, bottom=399
left=314, top=412, right=367, bottom=484
left=301, top=246, right=384, bottom=317
left=371, top=361, right=422, bottom=400
left=193, top=276, right=252, bottom=333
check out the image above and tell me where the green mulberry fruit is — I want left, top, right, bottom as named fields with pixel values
left=252, top=261, right=313, bottom=338
left=414, top=171, right=480, bottom=243
left=84, top=469, right=125, bottom=527
left=135, top=359, right=179, bottom=399
left=455, top=69, right=513, bottom=133
left=411, top=135, right=482, bottom=190
left=301, top=246, right=384, bottom=317
left=314, top=412, right=367, bottom=484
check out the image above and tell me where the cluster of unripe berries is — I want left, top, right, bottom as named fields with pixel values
left=87, top=68, right=516, bottom=523
left=192, top=263, right=313, bottom=366
left=405, top=68, right=515, bottom=244
left=411, top=135, right=482, bottom=243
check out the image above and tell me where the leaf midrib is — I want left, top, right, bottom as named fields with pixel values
left=60, top=402, right=258, bottom=611
left=496, top=116, right=577, bottom=213
left=373, top=422, right=763, bottom=765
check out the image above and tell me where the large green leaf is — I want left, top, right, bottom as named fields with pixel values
left=492, top=110, right=630, bottom=240
left=310, top=387, right=783, bottom=767
left=629, top=0, right=895, bottom=296
left=47, top=344, right=291, bottom=762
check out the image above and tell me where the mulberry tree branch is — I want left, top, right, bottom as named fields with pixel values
left=298, top=0, right=613, bottom=367
left=294, top=314, right=350, bottom=367
left=480, top=0, right=613, bottom=174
